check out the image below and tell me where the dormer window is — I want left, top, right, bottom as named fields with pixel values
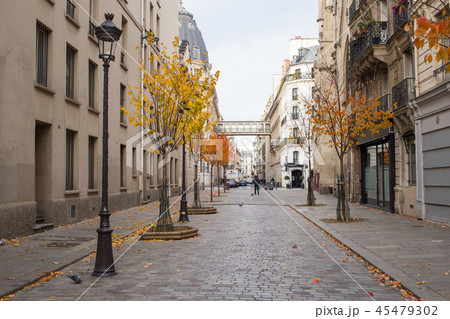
left=193, top=46, right=200, bottom=59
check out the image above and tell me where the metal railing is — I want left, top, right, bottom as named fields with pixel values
left=291, top=112, right=299, bottom=119
left=67, top=0, right=75, bottom=19
left=349, top=0, right=357, bottom=22
left=285, top=72, right=313, bottom=81
left=349, top=21, right=388, bottom=65
left=392, top=78, right=415, bottom=110
left=377, top=94, right=391, bottom=112
left=279, top=138, right=301, bottom=148
left=393, top=1, right=410, bottom=34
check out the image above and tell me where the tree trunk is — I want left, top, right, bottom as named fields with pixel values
left=210, top=165, right=213, bottom=202
left=157, top=158, right=173, bottom=231
left=307, top=154, right=315, bottom=206
left=223, top=166, right=226, bottom=193
left=217, top=165, right=220, bottom=196
left=193, top=163, right=201, bottom=208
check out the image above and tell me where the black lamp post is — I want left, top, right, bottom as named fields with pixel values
left=178, top=105, right=190, bottom=222
left=92, top=13, right=122, bottom=277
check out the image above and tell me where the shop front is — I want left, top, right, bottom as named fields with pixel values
left=359, top=130, right=395, bottom=212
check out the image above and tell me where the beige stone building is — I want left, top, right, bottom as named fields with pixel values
left=314, top=0, right=449, bottom=224
left=410, top=0, right=450, bottom=224
left=0, top=0, right=220, bottom=239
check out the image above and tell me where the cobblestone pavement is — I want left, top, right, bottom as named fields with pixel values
left=271, top=188, right=450, bottom=301
left=9, top=187, right=404, bottom=301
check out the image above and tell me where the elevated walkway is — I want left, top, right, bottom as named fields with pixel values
left=215, top=121, right=271, bottom=136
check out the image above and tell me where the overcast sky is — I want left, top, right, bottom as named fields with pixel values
left=181, top=0, right=319, bottom=122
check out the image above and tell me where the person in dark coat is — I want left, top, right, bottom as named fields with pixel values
left=253, top=175, right=260, bottom=195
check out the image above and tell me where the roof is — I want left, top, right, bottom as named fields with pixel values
left=178, top=1, right=209, bottom=65
left=292, top=45, right=319, bottom=64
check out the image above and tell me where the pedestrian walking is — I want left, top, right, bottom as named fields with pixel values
left=253, top=175, right=260, bottom=195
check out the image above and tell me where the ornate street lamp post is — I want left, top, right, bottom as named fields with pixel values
left=178, top=105, right=190, bottom=222
left=92, top=14, right=122, bottom=277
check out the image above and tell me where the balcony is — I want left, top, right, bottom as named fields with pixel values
left=393, top=1, right=410, bottom=34
left=349, top=0, right=357, bottom=23
left=291, top=112, right=299, bottom=119
left=285, top=72, right=313, bottom=82
left=392, top=78, right=415, bottom=110
left=349, top=22, right=388, bottom=66
left=279, top=138, right=301, bottom=148
left=377, top=94, right=391, bottom=112
left=66, top=0, right=75, bottom=19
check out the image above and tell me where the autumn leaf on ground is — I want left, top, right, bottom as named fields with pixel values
left=292, top=245, right=297, bottom=249
left=367, top=292, right=373, bottom=297
left=53, top=262, right=59, bottom=265
left=312, top=278, right=320, bottom=283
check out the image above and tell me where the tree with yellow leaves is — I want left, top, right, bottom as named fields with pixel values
left=401, top=0, right=450, bottom=72
left=124, top=37, right=219, bottom=230
left=219, top=132, right=235, bottom=193
left=201, top=132, right=223, bottom=202
left=308, top=62, right=393, bottom=221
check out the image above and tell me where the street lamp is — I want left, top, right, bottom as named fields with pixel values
left=92, top=13, right=122, bottom=277
left=178, top=105, right=190, bottom=222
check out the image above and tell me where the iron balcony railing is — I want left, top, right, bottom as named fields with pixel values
left=349, top=0, right=357, bottom=22
left=67, top=0, right=75, bottom=19
left=377, top=94, right=391, bottom=112
left=279, top=138, right=301, bottom=148
left=393, top=1, right=410, bottom=34
left=392, top=78, right=415, bottom=110
left=285, top=72, right=313, bottom=82
left=349, top=21, right=388, bottom=65
left=89, top=21, right=95, bottom=37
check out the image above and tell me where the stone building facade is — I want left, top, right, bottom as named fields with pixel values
left=0, top=0, right=220, bottom=239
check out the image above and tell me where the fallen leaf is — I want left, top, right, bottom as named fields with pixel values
left=367, top=292, right=373, bottom=297
left=312, top=278, right=320, bottom=283
left=14, top=244, right=19, bottom=247
left=50, top=296, right=55, bottom=299
left=417, top=273, right=421, bottom=276
left=53, top=262, right=59, bottom=265
left=292, top=245, right=297, bottom=249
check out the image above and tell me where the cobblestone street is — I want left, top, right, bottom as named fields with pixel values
left=10, top=187, right=404, bottom=301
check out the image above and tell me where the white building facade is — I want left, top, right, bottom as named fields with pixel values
left=275, top=38, right=319, bottom=188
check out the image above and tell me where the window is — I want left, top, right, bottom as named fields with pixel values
left=147, top=151, right=153, bottom=176
left=66, top=130, right=75, bottom=190
left=293, top=151, right=299, bottom=163
left=88, top=136, right=96, bottom=189
left=293, top=127, right=299, bottom=137
left=120, top=145, right=126, bottom=187
left=88, top=61, right=96, bottom=108
left=405, top=135, right=416, bottom=186
left=67, top=0, right=75, bottom=19
left=120, top=84, right=126, bottom=123
left=292, top=106, right=299, bottom=119
left=132, top=147, right=136, bottom=176
left=292, top=88, right=298, bottom=100
left=193, top=47, right=200, bottom=59
left=36, top=21, right=49, bottom=86
left=66, top=45, right=75, bottom=99
left=88, top=0, right=95, bottom=36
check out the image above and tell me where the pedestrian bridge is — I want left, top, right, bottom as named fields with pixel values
left=215, top=121, right=271, bottom=136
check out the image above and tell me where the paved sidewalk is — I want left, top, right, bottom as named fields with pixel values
left=7, top=187, right=405, bottom=301
left=270, top=188, right=450, bottom=301
left=0, top=189, right=208, bottom=298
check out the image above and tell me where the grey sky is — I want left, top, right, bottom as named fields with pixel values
left=182, top=0, right=319, bottom=121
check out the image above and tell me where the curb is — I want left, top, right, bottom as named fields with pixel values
left=289, top=204, right=446, bottom=301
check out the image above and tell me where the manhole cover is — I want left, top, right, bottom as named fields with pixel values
left=42, top=242, right=81, bottom=248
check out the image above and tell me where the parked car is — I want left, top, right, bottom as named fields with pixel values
left=239, top=180, right=247, bottom=186
left=227, top=179, right=238, bottom=188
